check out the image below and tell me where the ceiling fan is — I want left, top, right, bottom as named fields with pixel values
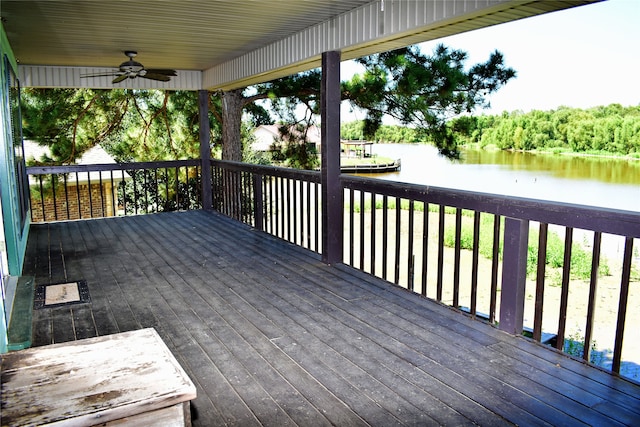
left=81, top=51, right=177, bottom=84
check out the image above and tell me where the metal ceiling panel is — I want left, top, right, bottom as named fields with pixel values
left=1, top=0, right=600, bottom=90
left=1, top=0, right=372, bottom=70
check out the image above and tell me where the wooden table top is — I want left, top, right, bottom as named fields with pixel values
left=1, top=328, right=196, bottom=426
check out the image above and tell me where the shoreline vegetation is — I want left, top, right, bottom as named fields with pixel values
left=461, top=142, right=640, bottom=162
left=340, top=103, right=640, bottom=160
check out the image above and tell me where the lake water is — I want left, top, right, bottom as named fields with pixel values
left=353, top=144, right=640, bottom=212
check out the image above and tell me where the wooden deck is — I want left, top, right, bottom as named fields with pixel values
left=23, top=211, right=640, bottom=426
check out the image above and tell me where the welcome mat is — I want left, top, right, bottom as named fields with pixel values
left=34, top=280, right=91, bottom=309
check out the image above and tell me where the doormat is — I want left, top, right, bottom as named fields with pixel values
left=34, top=280, right=91, bottom=309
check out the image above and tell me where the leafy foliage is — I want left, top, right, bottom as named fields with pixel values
left=450, top=104, right=640, bottom=155
left=341, top=121, right=422, bottom=143
left=343, top=45, right=516, bottom=157
left=22, top=89, right=211, bottom=163
left=21, top=44, right=516, bottom=166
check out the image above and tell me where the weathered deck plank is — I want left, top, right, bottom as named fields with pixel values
left=22, top=211, right=640, bottom=426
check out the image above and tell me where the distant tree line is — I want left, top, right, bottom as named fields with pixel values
left=341, top=121, right=423, bottom=143
left=450, top=104, right=640, bottom=156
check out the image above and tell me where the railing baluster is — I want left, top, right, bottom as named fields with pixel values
left=370, top=193, right=377, bottom=277
left=76, top=172, right=82, bottom=219
left=382, top=195, right=388, bottom=281
left=269, top=176, right=275, bottom=235
left=583, top=231, right=601, bottom=363
left=164, top=168, right=170, bottom=210
left=489, top=215, right=501, bottom=325
left=253, top=174, right=264, bottom=231
left=174, top=167, right=179, bottom=212
left=533, top=222, right=549, bottom=341
left=305, top=181, right=312, bottom=249
left=143, top=168, right=149, bottom=214
left=64, top=174, right=70, bottom=219
left=87, top=172, right=95, bottom=218
left=153, top=169, right=159, bottom=212
left=38, top=176, right=45, bottom=222
left=51, top=174, right=59, bottom=220
left=453, top=208, right=462, bottom=308
left=273, top=176, right=279, bottom=237
left=349, top=189, right=355, bottom=267
left=421, top=202, right=429, bottom=297
left=122, top=170, right=127, bottom=216
left=360, top=190, right=366, bottom=271
left=407, top=200, right=415, bottom=292
left=314, top=181, right=319, bottom=253
left=99, top=171, right=105, bottom=216
left=279, top=176, right=285, bottom=239
left=437, top=205, right=445, bottom=302
left=556, top=227, right=573, bottom=351
left=292, top=178, right=298, bottom=244
left=612, top=237, right=634, bottom=374
left=470, top=211, right=481, bottom=318
left=297, top=179, right=302, bottom=244
left=110, top=171, right=116, bottom=216
left=394, top=197, right=401, bottom=286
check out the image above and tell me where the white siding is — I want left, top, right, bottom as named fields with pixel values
left=20, top=66, right=202, bottom=90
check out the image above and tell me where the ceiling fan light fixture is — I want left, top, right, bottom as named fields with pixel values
left=80, top=51, right=177, bottom=84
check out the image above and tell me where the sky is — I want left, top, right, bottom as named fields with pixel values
left=340, top=0, right=640, bottom=120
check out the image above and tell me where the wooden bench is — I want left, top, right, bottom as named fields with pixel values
left=1, top=328, right=196, bottom=426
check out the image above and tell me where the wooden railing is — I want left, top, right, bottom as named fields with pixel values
left=211, top=159, right=640, bottom=379
left=211, top=160, right=322, bottom=253
left=26, top=160, right=202, bottom=222
left=27, top=159, right=640, bottom=379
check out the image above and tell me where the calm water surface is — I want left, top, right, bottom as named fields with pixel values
left=353, top=144, right=640, bottom=212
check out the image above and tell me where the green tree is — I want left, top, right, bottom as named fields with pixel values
left=22, top=89, right=216, bottom=163
left=343, top=44, right=516, bottom=157
left=221, top=43, right=516, bottom=162
left=22, top=43, right=517, bottom=165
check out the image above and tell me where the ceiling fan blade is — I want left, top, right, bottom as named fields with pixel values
left=144, top=69, right=177, bottom=76
left=81, top=72, right=120, bottom=78
left=141, top=72, right=172, bottom=82
left=112, top=74, right=129, bottom=84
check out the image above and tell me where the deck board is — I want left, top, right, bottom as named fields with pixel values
left=22, top=210, right=640, bottom=427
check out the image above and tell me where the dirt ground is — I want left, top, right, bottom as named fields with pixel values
left=344, top=209, right=640, bottom=380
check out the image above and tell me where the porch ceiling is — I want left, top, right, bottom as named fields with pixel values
left=2, top=0, right=599, bottom=90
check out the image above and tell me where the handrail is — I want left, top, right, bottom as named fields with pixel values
left=341, top=175, right=640, bottom=238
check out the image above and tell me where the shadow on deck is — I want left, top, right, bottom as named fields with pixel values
left=23, top=211, right=640, bottom=426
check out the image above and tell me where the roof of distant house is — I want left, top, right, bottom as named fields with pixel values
left=23, top=140, right=118, bottom=165
left=23, top=141, right=129, bottom=184
left=252, top=124, right=321, bottom=151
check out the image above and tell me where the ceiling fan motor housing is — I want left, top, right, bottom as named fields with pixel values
left=80, top=50, right=176, bottom=83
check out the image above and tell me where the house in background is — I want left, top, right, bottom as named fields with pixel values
left=252, top=124, right=321, bottom=152
left=24, top=141, right=130, bottom=222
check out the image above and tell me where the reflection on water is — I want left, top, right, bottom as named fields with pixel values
left=353, top=144, right=640, bottom=212
left=463, top=149, right=640, bottom=185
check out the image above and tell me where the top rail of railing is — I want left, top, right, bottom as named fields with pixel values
left=341, top=175, right=640, bottom=238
